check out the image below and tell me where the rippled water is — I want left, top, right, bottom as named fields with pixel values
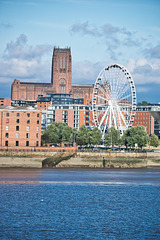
left=0, top=168, right=160, bottom=239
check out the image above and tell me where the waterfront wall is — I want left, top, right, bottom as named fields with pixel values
left=0, top=150, right=159, bottom=168
left=0, top=149, right=159, bottom=158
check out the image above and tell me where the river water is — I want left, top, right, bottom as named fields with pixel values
left=0, top=168, right=160, bottom=240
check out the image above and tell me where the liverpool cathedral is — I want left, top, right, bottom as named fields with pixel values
left=11, top=47, right=93, bottom=101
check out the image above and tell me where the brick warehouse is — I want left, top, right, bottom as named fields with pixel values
left=11, top=47, right=93, bottom=101
left=0, top=107, right=41, bottom=147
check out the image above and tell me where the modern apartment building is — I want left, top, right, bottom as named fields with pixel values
left=0, top=106, right=41, bottom=147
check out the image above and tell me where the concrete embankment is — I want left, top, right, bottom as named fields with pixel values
left=56, top=152, right=160, bottom=168
left=0, top=151, right=160, bottom=168
left=0, top=157, right=44, bottom=168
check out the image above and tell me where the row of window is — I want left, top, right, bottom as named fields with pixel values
left=135, top=117, right=148, bottom=120
left=5, top=133, right=39, bottom=138
left=5, top=126, right=39, bottom=131
left=135, top=121, right=149, bottom=125
left=5, top=113, right=40, bottom=117
left=5, top=141, right=39, bottom=147
left=136, top=112, right=149, bottom=115
left=5, top=119, right=40, bottom=124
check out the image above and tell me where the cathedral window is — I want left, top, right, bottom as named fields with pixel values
left=60, top=57, right=66, bottom=72
left=63, top=57, right=66, bottom=71
left=29, top=95, right=32, bottom=100
left=59, top=79, right=66, bottom=93
left=60, top=57, right=62, bottom=70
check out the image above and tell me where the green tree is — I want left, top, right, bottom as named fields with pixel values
left=121, top=128, right=133, bottom=148
left=104, top=127, right=120, bottom=146
left=91, top=127, right=102, bottom=145
left=41, top=131, right=50, bottom=145
left=150, top=134, right=159, bottom=147
left=121, top=125, right=149, bottom=149
left=62, top=125, right=74, bottom=144
left=137, top=101, right=151, bottom=105
left=76, top=125, right=88, bottom=146
left=41, top=122, right=76, bottom=145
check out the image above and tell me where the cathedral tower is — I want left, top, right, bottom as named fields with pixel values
left=51, top=47, right=72, bottom=94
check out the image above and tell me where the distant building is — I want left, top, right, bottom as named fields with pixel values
left=11, top=47, right=94, bottom=101
left=0, top=106, right=41, bottom=147
left=134, top=104, right=160, bottom=137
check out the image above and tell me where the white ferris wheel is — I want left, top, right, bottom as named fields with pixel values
left=92, top=63, right=137, bottom=140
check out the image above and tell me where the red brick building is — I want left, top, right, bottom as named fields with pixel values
left=133, top=111, right=154, bottom=135
left=0, top=107, right=41, bottom=147
left=0, top=98, right=11, bottom=106
left=11, top=47, right=94, bottom=101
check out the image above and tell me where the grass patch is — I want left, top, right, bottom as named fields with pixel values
left=84, top=158, right=145, bottom=164
left=150, top=159, right=160, bottom=163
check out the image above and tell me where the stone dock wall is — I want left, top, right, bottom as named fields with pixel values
left=0, top=151, right=159, bottom=168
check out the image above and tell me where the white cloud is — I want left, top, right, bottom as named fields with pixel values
left=127, top=57, right=160, bottom=86
left=0, top=34, right=52, bottom=84
left=3, top=34, right=52, bottom=60
left=144, top=44, right=160, bottom=59
left=72, top=60, right=103, bottom=83
left=70, top=22, right=143, bottom=60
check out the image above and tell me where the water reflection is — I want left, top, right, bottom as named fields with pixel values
left=0, top=168, right=160, bottom=185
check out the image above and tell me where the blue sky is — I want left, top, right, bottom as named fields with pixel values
left=0, top=0, right=160, bottom=103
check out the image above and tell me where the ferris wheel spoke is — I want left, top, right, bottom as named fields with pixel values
left=118, top=93, right=132, bottom=102
left=117, top=104, right=128, bottom=128
left=109, top=101, right=117, bottom=129
left=103, top=114, right=109, bottom=134
left=99, top=107, right=110, bottom=128
left=117, top=84, right=130, bottom=100
left=97, top=84, right=110, bottom=99
left=96, top=95, right=109, bottom=103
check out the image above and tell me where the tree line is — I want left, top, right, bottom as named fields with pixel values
left=42, top=122, right=159, bottom=148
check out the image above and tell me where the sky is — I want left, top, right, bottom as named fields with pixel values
left=0, top=0, right=160, bottom=103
